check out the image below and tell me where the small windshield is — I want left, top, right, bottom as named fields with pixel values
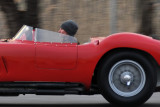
left=12, top=25, right=77, bottom=44
left=35, top=28, right=77, bottom=43
left=12, top=25, right=33, bottom=41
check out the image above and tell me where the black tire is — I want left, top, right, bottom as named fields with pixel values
left=98, top=51, right=157, bottom=106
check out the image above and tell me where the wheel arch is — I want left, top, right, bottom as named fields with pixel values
left=91, top=48, right=159, bottom=86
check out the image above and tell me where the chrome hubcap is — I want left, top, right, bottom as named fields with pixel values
left=109, top=60, right=146, bottom=97
left=120, top=72, right=133, bottom=86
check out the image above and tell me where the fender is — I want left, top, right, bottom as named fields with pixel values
left=98, top=32, right=160, bottom=65
left=76, top=32, right=160, bottom=88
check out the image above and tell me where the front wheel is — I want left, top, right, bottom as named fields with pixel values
left=98, top=51, right=157, bottom=106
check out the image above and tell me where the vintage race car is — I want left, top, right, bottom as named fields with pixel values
left=0, top=25, right=159, bottom=106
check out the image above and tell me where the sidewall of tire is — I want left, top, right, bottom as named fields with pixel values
left=98, top=51, right=157, bottom=106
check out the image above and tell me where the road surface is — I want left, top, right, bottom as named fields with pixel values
left=0, top=93, right=159, bottom=107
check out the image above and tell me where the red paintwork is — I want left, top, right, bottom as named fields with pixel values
left=0, top=32, right=160, bottom=89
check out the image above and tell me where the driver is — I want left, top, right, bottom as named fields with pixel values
left=58, top=20, right=79, bottom=44
left=58, top=20, right=78, bottom=37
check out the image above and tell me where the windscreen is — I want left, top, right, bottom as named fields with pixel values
left=35, top=28, right=77, bottom=43
left=12, top=25, right=33, bottom=41
left=12, top=25, right=77, bottom=43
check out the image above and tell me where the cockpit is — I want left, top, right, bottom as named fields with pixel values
left=12, top=25, right=78, bottom=44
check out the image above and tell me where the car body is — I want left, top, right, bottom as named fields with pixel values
left=0, top=25, right=160, bottom=106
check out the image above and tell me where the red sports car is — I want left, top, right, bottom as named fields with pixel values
left=0, top=25, right=160, bottom=106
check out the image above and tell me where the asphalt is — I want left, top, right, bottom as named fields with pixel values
left=0, top=93, right=159, bottom=107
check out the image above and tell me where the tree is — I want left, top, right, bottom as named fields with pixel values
left=137, top=0, right=155, bottom=37
left=0, top=0, right=39, bottom=38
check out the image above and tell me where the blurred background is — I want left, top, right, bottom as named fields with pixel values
left=0, top=0, right=159, bottom=43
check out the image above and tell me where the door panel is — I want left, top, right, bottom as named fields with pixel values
left=36, top=43, right=77, bottom=70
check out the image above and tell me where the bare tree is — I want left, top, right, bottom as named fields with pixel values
left=0, top=0, right=39, bottom=38
left=137, top=0, right=155, bottom=37
left=25, top=0, right=39, bottom=28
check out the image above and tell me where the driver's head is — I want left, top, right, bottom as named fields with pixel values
left=59, top=20, right=78, bottom=37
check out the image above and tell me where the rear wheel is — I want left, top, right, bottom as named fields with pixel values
left=98, top=51, right=157, bottom=106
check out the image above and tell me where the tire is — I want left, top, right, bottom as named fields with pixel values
left=98, top=51, right=157, bottom=106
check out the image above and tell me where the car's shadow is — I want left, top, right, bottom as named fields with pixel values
left=0, top=103, right=159, bottom=107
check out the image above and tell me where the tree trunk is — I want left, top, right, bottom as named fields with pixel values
left=25, top=0, right=39, bottom=27
left=0, top=0, right=21, bottom=38
left=0, top=0, right=39, bottom=38
left=137, top=0, right=155, bottom=37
